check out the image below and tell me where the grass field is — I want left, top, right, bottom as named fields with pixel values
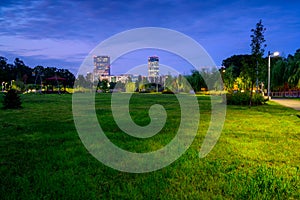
left=1, top=93, right=299, bottom=199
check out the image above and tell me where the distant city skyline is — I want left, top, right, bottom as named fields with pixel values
left=0, top=0, right=299, bottom=75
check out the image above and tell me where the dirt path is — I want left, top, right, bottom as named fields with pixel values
left=271, top=98, right=300, bottom=111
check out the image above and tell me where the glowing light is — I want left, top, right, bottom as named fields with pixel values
left=273, top=51, right=280, bottom=57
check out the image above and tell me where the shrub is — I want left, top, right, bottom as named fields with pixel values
left=226, top=91, right=265, bottom=106
left=162, top=89, right=175, bottom=94
left=251, top=93, right=265, bottom=106
left=226, top=92, right=250, bottom=105
left=139, top=90, right=150, bottom=93
left=2, top=89, right=22, bottom=109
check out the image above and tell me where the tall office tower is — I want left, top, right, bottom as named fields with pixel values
left=93, top=56, right=110, bottom=81
left=148, top=56, right=159, bottom=82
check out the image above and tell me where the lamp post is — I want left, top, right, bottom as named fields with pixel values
left=267, top=51, right=280, bottom=100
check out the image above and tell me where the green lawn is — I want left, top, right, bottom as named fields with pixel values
left=1, top=93, right=299, bottom=199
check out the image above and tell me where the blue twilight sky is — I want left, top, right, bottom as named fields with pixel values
left=0, top=0, right=299, bottom=75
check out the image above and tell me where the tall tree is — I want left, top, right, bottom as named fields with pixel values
left=222, top=65, right=235, bottom=91
left=222, top=54, right=246, bottom=78
left=0, top=57, right=9, bottom=83
left=222, top=54, right=254, bottom=91
left=250, top=20, right=267, bottom=56
left=185, top=70, right=208, bottom=92
left=271, top=58, right=288, bottom=90
left=249, top=19, right=267, bottom=105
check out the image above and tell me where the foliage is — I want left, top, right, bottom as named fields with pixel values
left=135, top=76, right=149, bottom=91
left=114, top=81, right=125, bottom=92
left=33, top=65, right=75, bottom=88
left=221, top=20, right=268, bottom=105
left=286, top=49, right=300, bottom=88
left=271, top=58, right=289, bottom=90
left=247, top=19, right=267, bottom=106
left=221, top=66, right=235, bottom=91
left=0, top=57, right=75, bottom=91
left=185, top=70, right=207, bottom=92
left=226, top=92, right=250, bottom=105
left=222, top=22, right=299, bottom=93
left=247, top=19, right=267, bottom=84
left=226, top=91, right=265, bottom=106
left=222, top=49, right=300, bottom=92
left=222, top=54, right=255, bottom=91
left=2, top=89, right=22, bottom=109
left=222, top=54, right=247, bottom=78
left=75, top=75, right=92, bottom=89
left=250, top=19, right=267, bottom=57
left=3, top=58, right=34, bottom=85
left=162, top=89, right=175, bottom=94
left=125, top=82, right=135, bottom=92
left=251, top=93, right=265, bottom=105
left=271, top=49, right=300, bottom=90
left=139, top=83, right=163, bottom=93
left=95, top=79, right=109, bottom=92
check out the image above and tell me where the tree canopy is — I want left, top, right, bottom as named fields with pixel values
left=0, top=57, right=75, bottom=91
left=222, top=49, right=300, bottom=91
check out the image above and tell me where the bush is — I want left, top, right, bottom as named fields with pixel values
left=226, top=91, right=265, bottom=106
left=251, top=93, right=265, bottom=106
left=139, top=90, right=150, bottom=93
left=226, top=92, right=250, bottom=105
left=2, top=89, right=22, bottom=109
left=162, top=89, right=175, bottom=94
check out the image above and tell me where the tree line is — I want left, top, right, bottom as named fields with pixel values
left=75, top=71, right=215, bottom=93
left=0, top=57, right=75, bottom=91
left=0, top=55, right=214, bottom=94
left=221, top=19, right=299, bottom=97
left=221, top=49, right=300, bottom=92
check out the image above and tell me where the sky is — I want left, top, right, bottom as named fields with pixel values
left=0, top=0, right=299, bottom=76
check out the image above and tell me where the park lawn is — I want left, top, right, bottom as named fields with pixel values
left=0, top=93, right=299, bottom=199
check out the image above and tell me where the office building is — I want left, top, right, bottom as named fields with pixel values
left=148, top=56, right=159, bottom=82
left=93, top=56, right=110, bottom=81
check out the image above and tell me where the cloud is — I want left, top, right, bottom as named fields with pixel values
left=0, top=35, right=93, bottom=62
left=0, top=0, right=299, bottom=74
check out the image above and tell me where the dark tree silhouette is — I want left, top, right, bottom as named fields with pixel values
left=249, top=19, right=267, bottom=106
left=185, top=70, right=207, bottom=92
left=3, top=89, right=22, bottom=109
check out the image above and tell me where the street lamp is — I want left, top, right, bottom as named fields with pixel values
left=267, top=51, right=280, bottom=100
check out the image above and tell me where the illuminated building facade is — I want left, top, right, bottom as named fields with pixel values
left=148, top=56, right=159, bottom=82
left=93, top=56, right=110, bottom=81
